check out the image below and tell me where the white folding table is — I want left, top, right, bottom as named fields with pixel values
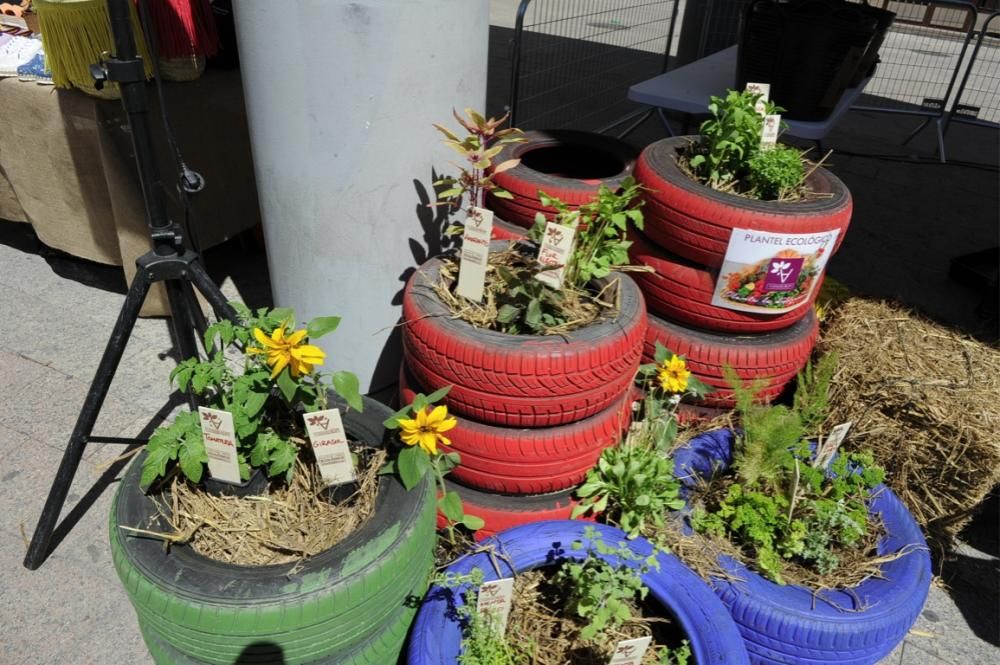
left=628, top=45, right=870, bottom=143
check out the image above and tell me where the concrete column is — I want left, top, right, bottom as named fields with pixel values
left=234, top=0, right=489, bottom=392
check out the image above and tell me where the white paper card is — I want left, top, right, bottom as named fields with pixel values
left=198, top=407, right=241, bottom=484
left=476, top=577, right=515, bottom=634
left=815, top=421, right=853, bottom=469
left=456, top=207, right=494, bottom=302
left=609, top=636, right=653, bottom=664
left=761, top=114, right=781, bottom=147
left=746, top=82, right=771, bottom=114
left=535, top=222, right=576, bottom=289
left=711, top=227, right=839, bottom=315
left=304, top=409, right=356, bottom=486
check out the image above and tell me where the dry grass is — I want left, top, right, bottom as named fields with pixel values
left=431, top=244, right=620, bottom=335
left=126, top=449, right=385, bottom=567
left=505, top=570, right=681, bottom=664
left=819, top=298, right=1000, bottom=553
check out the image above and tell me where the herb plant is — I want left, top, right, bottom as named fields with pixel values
left=556, top=527, right=660, bottom=641
left=686, top=89, right=806, bottom=201
left=573, top=344, right=711, bottom=538
left=529, top=176, right=645, bottom=289
left=434, top=108, right=524, bottom=216
left=141, top=305, right=362, bottom=488
left=690, top=357, right=886, bottom=584
left=383, top=389, right=485, bottom=541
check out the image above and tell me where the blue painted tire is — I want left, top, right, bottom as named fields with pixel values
left=672, top=429, right=932, bottom=665
left=407, top=520, right=749, bottom=665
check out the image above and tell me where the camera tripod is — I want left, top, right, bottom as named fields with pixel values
left=23, top=0, right=238, bottom=570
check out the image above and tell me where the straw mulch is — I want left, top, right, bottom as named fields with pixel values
left=504, top=570, right=680, bottom=664
left=818, top=298, right=1000, bottom=553
left=129, top=450, right=385, bottom=567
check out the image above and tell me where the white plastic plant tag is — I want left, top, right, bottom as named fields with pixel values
left=761, top=114, right=781, bottom=148
left=746, top=81, right=771, bottom=114
left=198, top=407, right=241, bottom=484
left=303, top=408, right=356, bottom=486
left=455, top=207, right=494, bottom=303
left=609, top=636, right=653, bottom=664
left=476, top=577, right=515, bottom=634
left=535, top=221, right=576, bottom=289
left=815, top=421, right=853, bottom=469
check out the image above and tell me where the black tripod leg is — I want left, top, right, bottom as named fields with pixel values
left=186, top=260, right=238, bottom=323
left=164, top=279, right=200, bottom=409
left=180, top=280, right=211, bottom=348
left=23, top=272, right=152, bottom=570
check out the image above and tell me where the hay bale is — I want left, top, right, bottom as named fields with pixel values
left=819, top=298, right=1000, bottom=553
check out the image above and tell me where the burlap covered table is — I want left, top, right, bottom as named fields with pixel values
left=0, top=68, right=260, bottom=315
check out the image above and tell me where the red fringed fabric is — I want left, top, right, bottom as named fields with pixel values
left=142, top=0, right=220, bottom=58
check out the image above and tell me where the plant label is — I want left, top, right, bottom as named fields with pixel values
left=711, top=227, right=839, bottom=315
left=303, top=408, right=356, bottom=486
left=198, top=407, right=241, bottom=484
left=746, top=81, right=771, bottom=114
left=815, top=421, right=853, bottom=469
left=456, top=207, right=494, bottom=302
left=609, top=636, right=652, bottom=664
left=761, top=114, right=781, bottom=148
left=535, top=221, right=576, bottom=289
left=476, top=577, right=514, bottom=634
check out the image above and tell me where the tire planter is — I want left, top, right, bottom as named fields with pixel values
left=400, top=367, right=635, bottom=495
left=408, top=520, right=750, bottom=665
left=671, top=429, right=932, bottom=665
left=628, top=230, right=818, bottom=333
left=111, top=396, right=437, bottom=665
left=440, top=478, right=584, bottom=541
left=402, top=242, right=647, bottom=427
left=634, top=136, right=852, bottom=269
left=645, top=310, right=819, bottom=409
left=490, top=216, right=528, bottom=241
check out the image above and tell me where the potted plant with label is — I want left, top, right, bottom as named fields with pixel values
left=408, top=521, right=750, bottom=664
left=633, top=89, right=853, bottom=271
left=110, top=306, right=438, bottom=665
left=627, top=354, right=930, bottom=664
left=404, top=109, right=649, bottom=429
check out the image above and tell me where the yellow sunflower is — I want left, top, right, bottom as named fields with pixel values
left=248, top=324, right=326, bottom=379
left=658, top=355, right=690, bottom=394
left=399, top=405, right=457, bottom=455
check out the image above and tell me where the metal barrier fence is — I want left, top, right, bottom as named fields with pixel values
left=508, top=0, right=680, bottom=131
left=846, top=0, right=979, bottom=160
left=948, top=11, right=1000, bottom=126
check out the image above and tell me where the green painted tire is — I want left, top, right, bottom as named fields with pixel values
left=139, top=599, right=421, bottom=665
left=110, top=396, right=436, bottom=665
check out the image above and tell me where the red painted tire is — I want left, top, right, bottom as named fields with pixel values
left=634, top=136, right=852, bottom=268
left=484, top=191, right=552, bottom=230
left=644, top=311, right=818, bottom=409
left=628, top=230, right=816, bottom=333
left=438, top=479, right=586, bottom=541
left=489, top=216, right=528, bottom=241
left=400, top=368, right=634, bottom=495
left=490, top=129, right=638, bottom=205
left=401, top=245, right=647, bottom=427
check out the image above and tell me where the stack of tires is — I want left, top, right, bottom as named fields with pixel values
left=485, top=129, right=638, bottom=236
left=399, top=252, right=648, bottom=539
left=630, top=137, right=853, bottom=409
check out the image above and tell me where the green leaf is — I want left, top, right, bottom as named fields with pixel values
left=382, top=404, right=412, bottom=429
left=653, top=342, right=670, bottom=365
left=268, top=441, right=298, bottom=477
left=271, top=307, right=296, bottom=326
left=461, top=514, right=486, bottom=531
left=242, top=390, right=268, bottom=418
left=306, top=316, right=341, bottom=339
left=491, top=188, right=514, bottom=200
left=332, top=370, right=363, bottom=412
left=178, top=444, right=205, bottom=484
left=438, top=491, right=464, bottom=522
left=496, top=304, right=520, bottom=324
left=397, top=445, right=428, bottom=490
left=276, top=367, right=297, bottom=402
left=525, top=298, right=542, bottom=330
left=423, top=385, right=452, bottom=404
